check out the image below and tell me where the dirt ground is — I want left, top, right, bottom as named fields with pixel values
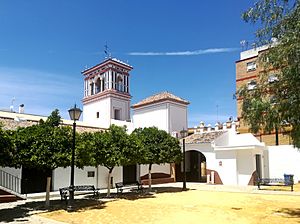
left=40, top=185, right=300, bottom=224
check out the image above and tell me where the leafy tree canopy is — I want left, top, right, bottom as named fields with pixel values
left=13, top=110, right=72, bottom=170
left=45, top=109, right=62, bottom=127
left=76, top=131, right=96, bottom=169
left=132, top=127, right=182, bottom=165
left=0, top=125, right=15, bottom=167
left=93, top=125, right=137, bottom=171
left=239, top=0, right=300, bottom=147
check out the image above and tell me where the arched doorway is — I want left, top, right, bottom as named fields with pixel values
left=175, top=150, right=206, bottom=182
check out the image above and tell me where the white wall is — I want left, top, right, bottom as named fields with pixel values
left=267, top=145, right=300, bottom=183
left=169, top=103, right=188, bottom=133
left=236, top=150, right=255, bottom=186
left=132, top=101, right=188, bottom=134
left=133, top=103, right=168, bottom=132
left=111, top=97, right=130, bottom=121
left=215, top=151, right=237, bottom=185
left=83, top=96, right=130, bottom=129
left=52, top=166, right=123, bottom=190
left=140, top=164, right=170, bottom=177
left=83, top=98, right=111, bottom=128
left=185, top=143, right=216, bottom=171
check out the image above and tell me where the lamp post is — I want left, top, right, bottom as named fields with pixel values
left=180, top=128, right=188, bottom=191
left=67, top=104, right=82, bottom=212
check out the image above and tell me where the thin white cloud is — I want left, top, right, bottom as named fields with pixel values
left=128, top=48, right=238, bottom=56
left=0, top=67, right=82, bottom=119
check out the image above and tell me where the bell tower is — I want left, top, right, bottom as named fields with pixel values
left=82, top=58, right=132, bottom=128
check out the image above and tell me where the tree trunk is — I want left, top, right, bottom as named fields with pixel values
left=45, top=176, right=51, bottom=207
left=148, top=164, right=152, bottom=192
left=275, top=127, right=279, bottom=146
left=107, top=168, right=113, bottom=197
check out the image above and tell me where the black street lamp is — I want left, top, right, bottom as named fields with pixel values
left=67, top=104, right=82, bottom=212
left=180, top=128, right=188, bottom=191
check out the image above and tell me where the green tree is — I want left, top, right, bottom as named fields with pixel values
left=45, top=109, right=62, bottom=127
left=239, top=0, right=300, bottom=146
left=91, top=125, right=138, bottom=196
left=0, top=124, right=15, bottom=167
left=75, top=131, right=96, bottom=169
left=132, top=127, right=181, bottom=191
left=13, top=110, right=72, bottom=206
left=13, top=112, right=72, bottom=170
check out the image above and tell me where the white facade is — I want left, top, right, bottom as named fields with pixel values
left=82, top=58, right=132, bottom=129
left=52, top=166, right=123, bottom=190
left=266, top=145, right=300, bottom=183
left=140, top=164, right=170, bottom=177
left=133, top=101, right=188, bottom=134
left=51, top=164, right=170, bottom=191
left=83, top=97, right=111, bottom=128
left=83, top=94, right=131, bottom=128
left=185, top=129, right=265, bottom=186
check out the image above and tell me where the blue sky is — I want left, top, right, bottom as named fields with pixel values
left=0, top=0, right=257, bottom=127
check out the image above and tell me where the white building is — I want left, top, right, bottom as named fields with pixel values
left=1, top=56, right=300, bottom=197
left=132, top=91, right=189, bottom=134
left=82, top=58, right=133, bottom=130
left=0, top=57, right=189, bottom=194
left=183, top=122, right=300, bottom=186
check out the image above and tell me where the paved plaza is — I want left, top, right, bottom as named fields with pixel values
left=1, top=183, right=300, bottom=224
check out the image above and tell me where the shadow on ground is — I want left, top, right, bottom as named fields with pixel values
left=0, top=198, right=105, bottom=223
left=276, top=208, right=300, bottom=218
left=0, top=186, right=187, bottom=222
left=115, top=186, right=189, bottom=200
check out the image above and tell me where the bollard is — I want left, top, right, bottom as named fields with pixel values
left=211, top=171, right=215, bottom=184
left=207, top=174, right=211, bottom=184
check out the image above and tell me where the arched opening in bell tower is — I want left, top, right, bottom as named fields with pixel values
left=117, top=75, right=123, bottom=92
left=90, top=82, right=94, bottom=95
left=95, top=78, right=101, bottom=94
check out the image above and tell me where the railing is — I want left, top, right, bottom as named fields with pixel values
left=0, top=170, right=21, bottom=194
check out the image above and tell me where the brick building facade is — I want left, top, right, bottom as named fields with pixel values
left=235, top=46, right=291, bottom=146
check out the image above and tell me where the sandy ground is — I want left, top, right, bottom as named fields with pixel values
left=38, top=184, right=300, bottom=224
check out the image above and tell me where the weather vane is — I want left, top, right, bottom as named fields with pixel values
left=104, top=42, right=111, bottom=58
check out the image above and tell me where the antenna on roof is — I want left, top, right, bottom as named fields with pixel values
left=10, top=97, right=15, bottom=112
left=240, top=40, right=248, bottom=50
left=216, top=104, right=219, bottom=123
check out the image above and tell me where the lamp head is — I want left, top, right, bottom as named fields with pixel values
left=180, top=128, right=188, bottom=138
left=68, top=104, right=82, bottom=121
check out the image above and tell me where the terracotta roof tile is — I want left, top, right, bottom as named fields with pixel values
left=132, top=91, right=189, bottom=108
left=184, top=131, right=226, bottom=144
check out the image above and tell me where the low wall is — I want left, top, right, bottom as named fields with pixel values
left=267, top=145, right=300, bottom=183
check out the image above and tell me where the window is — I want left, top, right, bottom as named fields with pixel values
left=87, top=171, right=95, bottom=177
left=114, top=109, right=121, bottom=120
left=96, top=112, right=99, bottom=118
left=247, top=61, right=256, bottom=71
left=90, top=83, right=94, bottom=95
left=247, top=80, right=257, bottom=90
left=268, top=74, right=279, bottom=83
left=95, top=78, right=101, bottom=93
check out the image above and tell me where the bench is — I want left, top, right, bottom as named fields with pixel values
left=59, top=185, right=100, bottom=201
left=257, top=175, right=294, bottom=192
left=115, top=181, right=143, bottom=194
